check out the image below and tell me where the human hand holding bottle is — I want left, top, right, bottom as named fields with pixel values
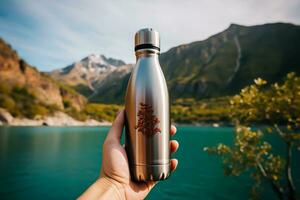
left=78, top=110, right=179, bottom=200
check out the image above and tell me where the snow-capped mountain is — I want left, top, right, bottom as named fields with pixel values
left=78, top=54, right=125, bottom=73
left=50, top=54, right=127, bottom=95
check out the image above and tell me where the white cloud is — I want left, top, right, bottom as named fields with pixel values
left=0, top=0, right=299, bottom=71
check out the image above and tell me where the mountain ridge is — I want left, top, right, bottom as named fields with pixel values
left=5, top=22, right=300, bottom=105
left=159, top=22, right=300, bottom=99
left=56, top=22, right=299, bottom=103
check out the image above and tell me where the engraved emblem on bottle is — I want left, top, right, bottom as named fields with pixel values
left=135, top=103, right=161, bottom=135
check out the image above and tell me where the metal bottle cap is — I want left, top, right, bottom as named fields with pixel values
left=134, top=28, right=160, bottom=52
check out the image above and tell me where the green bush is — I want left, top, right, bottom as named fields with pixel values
left=65, top=108, right=88, bottom=121
left=0, top=95, right=16, bottom=112
left=63, top=99, right=71, bottom=109
left=0, top=84, right=55, bottom=118
left=206, top=72, right=300, bottom=199
left=84, top=103, right=122, bottom=122
left=0, top=84, right=10, bottom=94
left=28, top=104, right=49, bottom=117
left=171, top=97, right=231, bottom=123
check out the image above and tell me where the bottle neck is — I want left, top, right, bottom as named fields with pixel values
left=135, top=49, right=160, bottom=61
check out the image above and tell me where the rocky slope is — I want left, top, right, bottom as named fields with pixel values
left=0, top=38, right=86, bottom=111
left=88, top=64, right=133, bottom=103
left=60, top=22, right=299, bottom=103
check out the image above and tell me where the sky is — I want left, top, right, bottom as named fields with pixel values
left=0, top=0, right=299, bottom=71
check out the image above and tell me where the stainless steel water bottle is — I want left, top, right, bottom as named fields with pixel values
left=125, top=28, right=170, bottom=181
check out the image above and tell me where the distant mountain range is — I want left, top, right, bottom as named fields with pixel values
left=1, top=22, right=300, bottom=108
left=49, top=22, right=300, bottom=103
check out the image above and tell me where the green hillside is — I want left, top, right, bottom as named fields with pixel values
left=87, top=23, right=300, bottom=103
left=159, top=23, right=300, bottom=100
left=2, top=22, right=300, bottom=123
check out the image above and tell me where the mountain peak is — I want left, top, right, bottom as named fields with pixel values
left=81, top=54, right=125, bottom=67
left=226, top=23, right=246, bottom=32
left=228, top=23, right=242, bottom=28
left=50, top=54, right=127, bottom=94
left=83, top=54, right=105, bottom=61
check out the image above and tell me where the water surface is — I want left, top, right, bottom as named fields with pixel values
left=0, top=126, right=299, bottom=199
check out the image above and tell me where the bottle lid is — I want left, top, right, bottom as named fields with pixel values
left=134, top=28, right=160, bottom=52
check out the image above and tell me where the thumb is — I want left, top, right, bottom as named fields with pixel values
left=106, top=109, right=125, bottom=141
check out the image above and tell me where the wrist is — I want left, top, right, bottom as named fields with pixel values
left=97, top=177, right=126, bottom=200
left=78, top=177, right=126, bottom=200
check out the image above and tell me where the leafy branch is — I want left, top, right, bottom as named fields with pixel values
left=205, top=72, right=300, bottom=199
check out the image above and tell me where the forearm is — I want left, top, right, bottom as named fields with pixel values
left=78, top=177, right=125, bottom=200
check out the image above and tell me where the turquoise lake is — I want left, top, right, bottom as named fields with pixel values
left=0, top=126, right=299, bottom=199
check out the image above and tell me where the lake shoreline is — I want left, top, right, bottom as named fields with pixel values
left=0, top=108, right=235, bottom=127
left=0, top=108, right=111, bottom=127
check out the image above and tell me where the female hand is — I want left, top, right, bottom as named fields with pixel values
left=79, top=110, right=179, bottom=200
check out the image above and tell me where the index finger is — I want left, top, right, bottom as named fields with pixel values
left=106, top=109, right=125, bottom=142
left=170, top=125, right=177, bottom=136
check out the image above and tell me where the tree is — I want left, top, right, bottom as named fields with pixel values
left=135, top=103, right=161, bottom=135
left=205, top=72, right=300, bottom=199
